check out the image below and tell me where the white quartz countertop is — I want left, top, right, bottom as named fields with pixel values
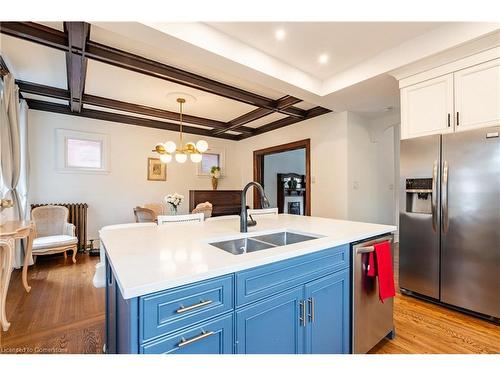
left=101, top=214, right=396, bottom=299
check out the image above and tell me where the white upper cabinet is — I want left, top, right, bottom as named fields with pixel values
left=401, top=74, right=454, bottom=139
left=399, top=47, right=500, bottom=140
left=454, top=59, right=500, bottom=132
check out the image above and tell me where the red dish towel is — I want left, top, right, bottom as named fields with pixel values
left=367, top=241, right=395, bottom=303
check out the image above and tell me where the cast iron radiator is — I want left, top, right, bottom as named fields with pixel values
left=30, top=203, right=88, bottom=251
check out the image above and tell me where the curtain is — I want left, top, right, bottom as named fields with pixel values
left=0, top=73, right=31, bottom=268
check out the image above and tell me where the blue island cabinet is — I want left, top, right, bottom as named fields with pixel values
left=105, top=244, right=351, bottom=354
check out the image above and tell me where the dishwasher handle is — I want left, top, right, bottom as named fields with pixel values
left=356, top=237, right=393, bottom=254
left=357, top=246, right=375, bottom=254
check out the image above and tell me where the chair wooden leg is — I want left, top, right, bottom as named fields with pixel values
left=72, top=247, right=77, bottom=263
left=33, top=255, right=37, bottom=264
left=64, top=251, right=67, bottom=259
left=22, top=231, right=34, bottom=293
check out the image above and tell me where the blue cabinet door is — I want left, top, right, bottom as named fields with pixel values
left=235, top=286, right=304, bottom=354
left=141, top=313, right=233, bottom=354
left=304, top=269, right=350, bottom=354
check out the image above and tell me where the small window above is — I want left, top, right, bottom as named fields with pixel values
left=66, top=138, right=103, bottom=169
left=56, top=129, right=110, bottom=173
left=200, top=153, right=220, bottom=175
left=197, top=148, right=226, bottom=178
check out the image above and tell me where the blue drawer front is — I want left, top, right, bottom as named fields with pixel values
left=235, top=245, right=348, bottom=307
left=140, top=313, right=234, bottom=354
left=140, top=275, right=233, bottom=342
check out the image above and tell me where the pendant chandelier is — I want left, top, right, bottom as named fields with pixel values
left=153, top=97, right=208, bottom=163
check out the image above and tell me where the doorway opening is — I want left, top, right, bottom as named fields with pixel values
left=253, top=139, right=311, bottom=216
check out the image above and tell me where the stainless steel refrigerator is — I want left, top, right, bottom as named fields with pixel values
left=399, top=126, right=500, bottom=319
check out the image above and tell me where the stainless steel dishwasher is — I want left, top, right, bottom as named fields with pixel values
left=352, top=234, right=395, bottom=353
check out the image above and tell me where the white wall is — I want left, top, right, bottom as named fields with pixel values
left=346, top=111, right=400, bottom=226
left=28, top=109, right=400, bottom=241
left=263, top=149, right=306, bottom=207
left=238, top=111, right=349, bottom=219
left=347, top=112, right=380, bottom=223
left=28, top=110, right=242, bottom=239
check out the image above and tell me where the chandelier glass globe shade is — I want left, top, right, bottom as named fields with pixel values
left=175, top=152, right=188, bottom=163
left=196, top=140, right=209, bottom=153
left=164, top=141, right=177, bottom=153
left=160, top=153, right=172, bottom=163
left=190, top=153, right=203, bottom=163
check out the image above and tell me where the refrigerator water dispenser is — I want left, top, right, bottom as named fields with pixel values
left=405, top=178, right=433, bottom=214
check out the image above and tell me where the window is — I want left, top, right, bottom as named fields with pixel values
left=56, top=129, right=110, bottom=173
left=200, top=153, right=220, bottom=175
left=66, top=138, right=102, bottom=169
left=196, top=148, right=225, bottom=177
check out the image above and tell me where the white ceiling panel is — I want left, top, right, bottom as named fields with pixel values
left=89, top=23, right=288, bottom=100
left=207, top=22, right=446, bottom=80
left=37, top=22, right=64, bottom=32
left=23, top=93, right=68, bottom=106
left=293, top=101, right=316, bottom=111
left=85, top=60, right=256, bottom=122
left=244, top=112, right=288, bottom=128
left=0, top=34, right=67, bottom=89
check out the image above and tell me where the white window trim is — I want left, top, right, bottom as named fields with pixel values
left=196, top=147, right=226, bottom=178
left=56, top=129, right=110, bottom=174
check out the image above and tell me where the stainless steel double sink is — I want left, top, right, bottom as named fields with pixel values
left=209, top=231, right=321, bottom=255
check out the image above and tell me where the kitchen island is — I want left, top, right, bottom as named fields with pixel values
left=101, top=214, right=396, bottom=354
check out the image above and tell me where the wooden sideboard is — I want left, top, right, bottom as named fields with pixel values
left=189, top=190, right=242, bottom=217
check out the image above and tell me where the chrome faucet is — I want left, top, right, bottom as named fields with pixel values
left=240, top=181, right=271, bottom=232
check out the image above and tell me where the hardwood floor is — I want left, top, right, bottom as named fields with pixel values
left=0, top=253, right=104, bottom=354
left=0, top=245, right=498, bottom=354
left=370, top=244, right=500, bottom=354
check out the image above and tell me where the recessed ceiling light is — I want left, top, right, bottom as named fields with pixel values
left=318, top=53, right=329, bottom=64
left=275, top=29, right=286, bottom=41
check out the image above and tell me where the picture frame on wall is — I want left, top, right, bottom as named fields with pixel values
left=147, top=157, right=166, bottom=181
left=196, top=148, right=226, bottom=177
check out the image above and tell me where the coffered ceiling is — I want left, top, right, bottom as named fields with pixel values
left=1, top=21, right=498, bottom=136
left=0, top=22, right=329, bottom=140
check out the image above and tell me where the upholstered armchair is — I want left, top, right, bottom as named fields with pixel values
left=133, top=207, right=156, bottom=223
left=31, top=205, right=78, bottom=263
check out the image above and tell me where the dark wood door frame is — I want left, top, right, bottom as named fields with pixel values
left=253, top=139, right=311, bottom=216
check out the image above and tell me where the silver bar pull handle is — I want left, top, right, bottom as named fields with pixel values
left=299, top=300, right=306, bottom=326
left=307, top=298, right=315, bottom=323
left=177, top=330, right=214, bottom=348
left=442, top=160, right=449, bottom=233
left=176, top=300, right=213, bottom=314
left=431, top=160, right=438, bottom=232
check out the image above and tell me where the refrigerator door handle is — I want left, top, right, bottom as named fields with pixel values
left=442, top=160, right=449, bottom=233
left=431, top=160, right=438, bottom=232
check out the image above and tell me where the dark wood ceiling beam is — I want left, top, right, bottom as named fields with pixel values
left=0, top=22, right=68, bottom=51
left=275, top=95, right=303, bottom=109
left=16, top=80, right=69, bottom=100
left=15, top=80, right=254, bottom=134
left=0, top=22, right=308, bottom=117
left=238, top=106, right=332, bottom=140
left=212, top=107, right=271, bottom=136
left=25, top=99, right=239, bottom=140
left=212, top=95, right=303, bottom=136
left=81, top=94, right=254, bottom=134
left=2, top=22, right=334, bottom=139
left=64, top=22, right=90, bottom=112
